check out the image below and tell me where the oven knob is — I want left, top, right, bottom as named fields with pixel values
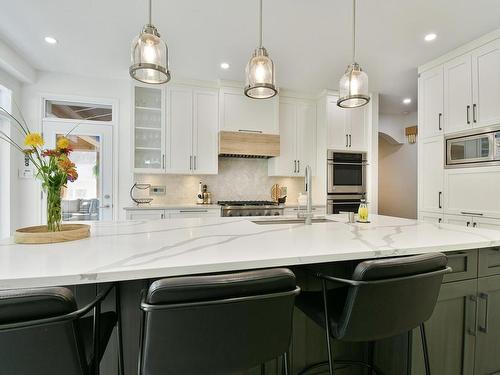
left=274, top=212, right=280, bottom=216
left=265, top=212, right=271, bottom=216
left=227, top=212, right=232, bottom=217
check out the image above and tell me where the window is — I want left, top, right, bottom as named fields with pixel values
left=45, top=100, right=112, bottom=122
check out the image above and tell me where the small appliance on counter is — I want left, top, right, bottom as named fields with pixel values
left=130, top=183, right=153, bottom=205
left=271, top=184, right=287, bottom=204
left=197, top=182, right=213, bottom=204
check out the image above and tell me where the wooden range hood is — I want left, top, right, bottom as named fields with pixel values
left=218, top=131, right=280, bottom=158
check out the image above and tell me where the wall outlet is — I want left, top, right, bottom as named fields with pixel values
left=18, top=168, right=34, bottom=179
left=150, top=185, right=166, bottom=196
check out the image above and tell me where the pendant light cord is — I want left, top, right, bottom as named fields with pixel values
left=259, top=0, right=263, bottom=48
left=148, top=0, right=152, bottom=25
left=352, top=0, right=356, bottom=63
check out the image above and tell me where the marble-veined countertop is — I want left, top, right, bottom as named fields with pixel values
left=1, top=214, right=499, bottom=289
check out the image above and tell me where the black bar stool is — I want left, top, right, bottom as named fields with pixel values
left=0, top=284, right=124, bottom=375
left=138, top=268, right=300, bottom=375
left=295, top=253, right=451, bottom=375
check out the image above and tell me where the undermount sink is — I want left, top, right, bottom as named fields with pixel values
left=251, top=217, right=333, bottom=225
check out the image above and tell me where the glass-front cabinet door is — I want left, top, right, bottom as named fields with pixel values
left=134, top=86, right=165, bottom=172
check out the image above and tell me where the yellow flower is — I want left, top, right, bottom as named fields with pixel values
left=24, top=132, right=44, bottom=147
left=57, top=137, right=70, bottom=150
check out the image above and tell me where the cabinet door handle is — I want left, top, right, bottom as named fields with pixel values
left=194, top=155, right=197, bottom=170
left=467, top=221, right=471, bottom=227
left=473, top=222, right=477, bottom=228
left=478, top=292, right=489, bottom=333
left=467, top=105, right=471, bottom=124
left=349, top=134, right=352, bottom=147
left=293, top=160, right=297, bottom=173
left=190, top=155, right=193, bottom=170
left=438, top=191, right=442, bottom=209
left=438, top=113, right=442, bottom=131
left=466, top=295, right=477, bottom=336
left=438, top=218, right=442, bottom=223
left=461, top=211, right=483, bottom=216
left=162, top=154, right=165, bottom=169
left=346, top=134, right=349, bottom=148
left=473, top=104, right=477, bottom=123
left=160, top=213, right=165, bottom=219
left=297, top=160, right=300, bottom=173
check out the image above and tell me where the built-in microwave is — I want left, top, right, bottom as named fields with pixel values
left=327, top=150, right=367, bottom=194
left=445, top=128, right=500, bottom=168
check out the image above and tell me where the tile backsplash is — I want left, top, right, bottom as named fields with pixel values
left=133, top=157, right=313, bottom=205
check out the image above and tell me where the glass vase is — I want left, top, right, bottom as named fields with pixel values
left=46, top=186, right=62, bottom=232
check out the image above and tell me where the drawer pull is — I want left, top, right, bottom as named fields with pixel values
left=461, top=211, right=483, bottom=216
left=179, top=210, right=208, bottom=213
left=238, top=129, right=262, bottom=134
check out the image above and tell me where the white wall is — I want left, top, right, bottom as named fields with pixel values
left=0, top=67, right=23, bottom=236
left=378, top=112, right=417, bottom=219
left=20, top=71, right=133, bottom=223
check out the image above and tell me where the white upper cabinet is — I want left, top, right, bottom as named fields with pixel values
left=133, top=85, right=166, bottom=173
left=326, top=95, right=368, bottom=151
left=268, top=97, right=316, bottom=177
left=326, top=96, right=348, bottom=149
left=418, top=136, right=444, bottom=213
left=472, top=39, right=500, bottom=128
left=167, top=86, right=193, bottom=173
left=419, top=65, right=444, bottom=138
left=167, top=86, right=219, bottom=175
left=444, top=54, right=473, bottom=134
left=133, top=83, right=218, bottom=175
left=192, top=89, right=219, bottom=175
left=296, top=101, right=317, bottom=176
left=219, top=86, right=279, bottom=135
left=347, top=105, right=368, bottom=151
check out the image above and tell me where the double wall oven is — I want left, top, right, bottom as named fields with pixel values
left=326, top=150, right=367, bottom=214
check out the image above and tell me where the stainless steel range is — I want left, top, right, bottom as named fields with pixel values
left=218, top=201, right=284, bottom=217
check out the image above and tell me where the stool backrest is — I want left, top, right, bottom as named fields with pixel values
left=0, top=287, right=87, bottom=375
left=139, top=268, right=299, bottom=375
left=336, top=253, right=448, bottom=341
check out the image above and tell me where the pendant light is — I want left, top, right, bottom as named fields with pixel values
left=337, top=0, right=370, bottom=108
left=244, top=0, right=277, bottom=99
left=129, top=0, right=171, bottom=84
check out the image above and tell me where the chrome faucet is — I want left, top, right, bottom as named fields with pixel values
left=298, top=165, right=314, bottom=225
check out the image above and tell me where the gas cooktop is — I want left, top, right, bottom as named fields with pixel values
left=218, top=200, right=279, bottom=206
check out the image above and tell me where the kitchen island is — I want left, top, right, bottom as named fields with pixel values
left=1, top=214, right=499, bottom=289
left=2, top=214, right=500, bottom=375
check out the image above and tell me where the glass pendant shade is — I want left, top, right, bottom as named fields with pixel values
left=130, top=24, right=171, bottom=84
left=337, top=62, right=370, bottom=108
left=245, top=47, right=277, bottom=99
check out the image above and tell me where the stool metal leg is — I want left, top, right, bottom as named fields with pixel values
left=115, top=284, right=124, bottom=375
left=282, top=351, right=290, bottom=375
left=420, top=323, right=431, bottom=375
left=260, top=363, right=266, bottom=375
left=321, top=279, right=334, bottom=375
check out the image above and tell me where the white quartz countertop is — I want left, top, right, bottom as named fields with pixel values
left=1, top=214, right=500, bottom=289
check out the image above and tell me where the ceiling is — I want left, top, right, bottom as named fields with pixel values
left=1, top=0, right=500, bottom=114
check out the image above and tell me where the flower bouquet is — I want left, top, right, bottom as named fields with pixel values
left=0, top=106, right=83, bottom=239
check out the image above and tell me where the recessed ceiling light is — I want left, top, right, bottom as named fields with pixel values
left=424, top=33, right=437, bottom=42
left=44, top=36, right=58, bottom=44
left=220, top=62, right=230, bottom=70
left=403, top=98, right=412, bottom=104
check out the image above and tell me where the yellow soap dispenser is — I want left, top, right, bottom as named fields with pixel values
left=358, top=198, right=368, bottom=222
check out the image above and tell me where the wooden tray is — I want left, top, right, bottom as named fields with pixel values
left=14, top=224, right=90, bottom=244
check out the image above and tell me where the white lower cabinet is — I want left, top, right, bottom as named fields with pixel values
left=167, top=208, right=219, bottom=218
left=444, top=166, right=500, bottom=219
left=444, top=214, right=500, bottom=231
left=418, top=136, right=444, bottom=214
left=126, top=210, right=166, bottom=220
left=126, top=208, right=220, bottom=220
left=418, top=211, right=443, bottom=224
